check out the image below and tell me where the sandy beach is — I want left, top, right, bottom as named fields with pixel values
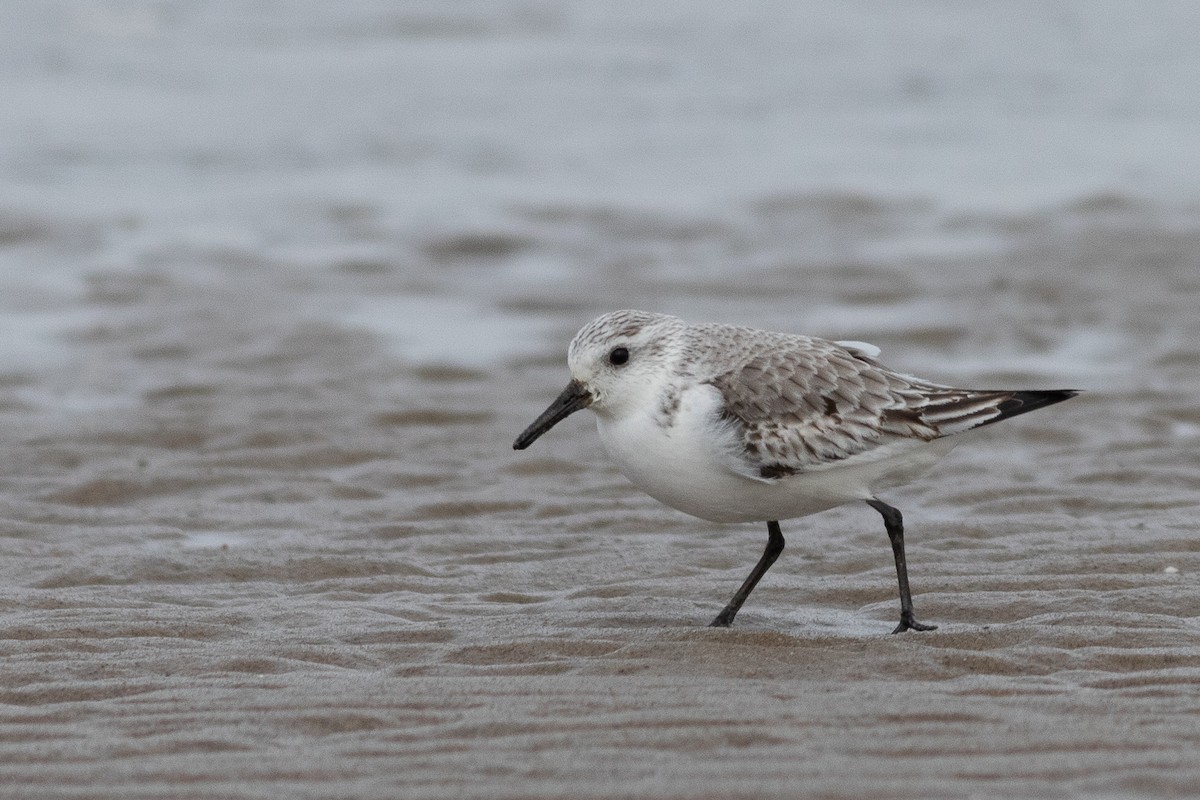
left=3, top=3, right=1200, bottom=798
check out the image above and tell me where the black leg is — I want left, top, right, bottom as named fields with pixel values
left=866, top=498, right=936, bottom=634
left=709, top=520, right=785, bottom=627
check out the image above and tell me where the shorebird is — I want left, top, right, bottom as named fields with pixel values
left=514, top=310, right=1077, bottom=631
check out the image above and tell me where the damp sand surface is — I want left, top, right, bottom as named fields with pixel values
left=3, top=201, right=1200, bottom=799
left=4, top=4, right=1200, bottom=799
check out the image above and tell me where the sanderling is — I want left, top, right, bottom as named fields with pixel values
left=513, top=310, right=1078, bottom=632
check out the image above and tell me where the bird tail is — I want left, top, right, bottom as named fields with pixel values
left=914, top=388, right=1080, bottom=436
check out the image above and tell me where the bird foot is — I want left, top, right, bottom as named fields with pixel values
left=891, top=615, right=937, bottom=634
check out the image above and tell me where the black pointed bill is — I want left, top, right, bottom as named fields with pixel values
left=513, top=380, right=593, bottom=450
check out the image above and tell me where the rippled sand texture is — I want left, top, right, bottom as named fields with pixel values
left=2, top=197, right=1199, bottom=799
left=5, top=3, right=1200, bottom=799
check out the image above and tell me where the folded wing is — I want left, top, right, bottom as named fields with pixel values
left=705, top=336, right=1075, bottom=480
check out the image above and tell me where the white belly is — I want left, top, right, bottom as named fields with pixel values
left=595, top=384, right=958, bottom=524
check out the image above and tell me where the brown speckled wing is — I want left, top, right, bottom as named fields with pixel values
left=697, top=326, right=1029, bottom=478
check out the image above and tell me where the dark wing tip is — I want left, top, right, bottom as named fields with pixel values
left=992, top=389, right=1079, bottom=424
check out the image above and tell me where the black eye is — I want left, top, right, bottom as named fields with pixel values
left=608, top=346, right=630, bottom=366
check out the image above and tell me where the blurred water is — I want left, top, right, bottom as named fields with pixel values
left=6, top=2, right=1200, bottom=252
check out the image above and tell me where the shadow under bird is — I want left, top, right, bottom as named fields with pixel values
left=513, top=310, right=1078, bottom=632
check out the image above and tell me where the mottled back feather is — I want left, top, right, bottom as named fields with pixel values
left=687, top=323, right=1073, bottom=478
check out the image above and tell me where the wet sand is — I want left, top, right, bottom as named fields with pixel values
left=2, top=197, right=1200, bottom=799
left=5, top=4, right=1200, bottom=798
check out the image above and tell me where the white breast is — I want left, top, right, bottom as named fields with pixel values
left=595, top=383, right=740, bottom=521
